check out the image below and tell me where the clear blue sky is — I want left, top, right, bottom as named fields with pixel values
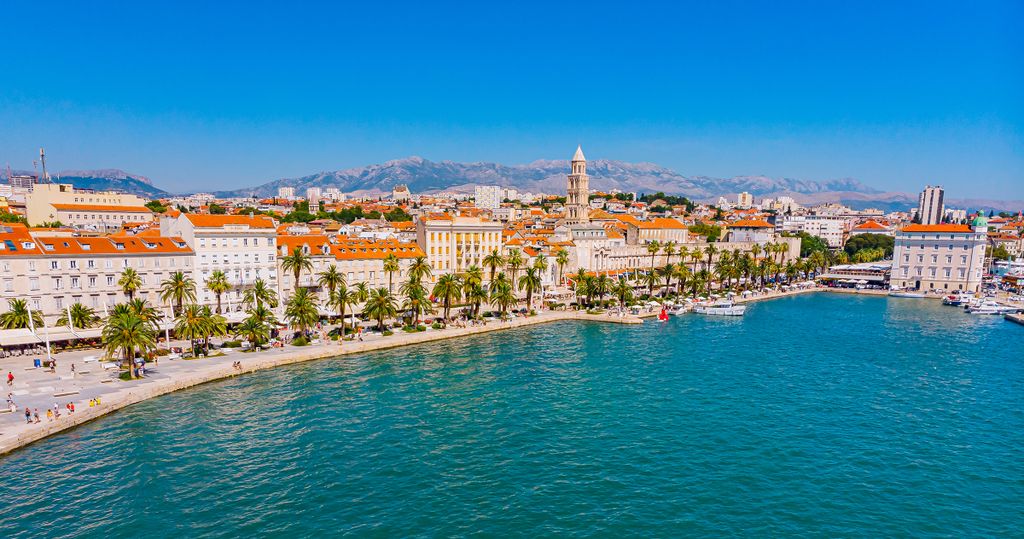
left=1, top=1, right=1021, bottom=198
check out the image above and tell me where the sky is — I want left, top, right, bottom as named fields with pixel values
left=1, top=0, right=1022, bottom=198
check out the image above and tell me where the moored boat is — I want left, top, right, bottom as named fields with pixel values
left=694, top=299, right=746, bottom=316
left=966, top=300, right=1019, bottom=315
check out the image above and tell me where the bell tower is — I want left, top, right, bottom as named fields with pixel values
left=566, top=145, right=590, bottom=224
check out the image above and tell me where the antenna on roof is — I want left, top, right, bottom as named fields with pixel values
left=39, top=148, right=50, bottom=183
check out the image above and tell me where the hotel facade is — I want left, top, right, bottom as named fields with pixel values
left=890, top=221, right=987, bottom=293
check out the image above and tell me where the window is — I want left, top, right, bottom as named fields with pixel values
left=89, top=277, right=96, bottom=288
left=71, top=277, right=80, bottom=289
left=70, top=260, right=78, bottom=269
left=87, top=260, right=95, bottom=269
left=107, top=276, right=114, bottom=286
left=56, top=297, right=64, bottom=310
left=53, top=277, right=63, bottom=290
left=30, top=278, right=39, bottom=291
left=50, top=261, right=59, bottom=270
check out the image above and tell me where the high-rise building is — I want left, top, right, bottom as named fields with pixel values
left=565, top=145, right=590, bottom=224
left=474, top=185, right=502, bottom=210
left=917, top=185, right=945, bottom=225
left=278, top=187, right=295, bottom=200
left=737, top=192, right=754, bottom=209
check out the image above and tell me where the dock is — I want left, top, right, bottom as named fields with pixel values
left=1006, top=313, right=1024, bottom=326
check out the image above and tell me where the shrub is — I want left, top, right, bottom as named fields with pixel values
left=416, top=325, right=426, bottom=332
left=153, top=348, right=170, bottom=356
left=382, top=329, right=394, bottom=337
left=529, top=309, right=537, bottom=316
left=431, top=322, right=442, bottom=330
left=586, top=308, right=605, bottom=315
left=292, top=336, right=309, bottom=347
left=402, top=326, right=418, bottom=333
left=221, top=340, right=242, bottom=348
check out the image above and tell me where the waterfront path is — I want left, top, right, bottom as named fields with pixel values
left=0, top=309, right=639, bottom=455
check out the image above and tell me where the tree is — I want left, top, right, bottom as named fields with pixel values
left=160, top=271, right=197, bottom=316
left=533, top=253, right=549, bottom=273
left=844, top=233, right=895, bottom=259
left=703, top=244, right=718, bottom=273
left=407, top=256, right=432, bottom=282
left=0, top=299, right=43, bottom=329
left=990, top=245, right=1011, bottom=261
left=103, top=311, right=156, bottom=379
left=593, top=273, right=611, bottom=306
left=206, top=270, right=231, bottom=314
left=432, top=273, right=463, bottom=325
left=208, top=203, right=227, bottom=214
left=234, top=317, right=270, bottom=349
left=328, top=283, right=358, bottom=336
left=284, top=288, right=320, bottom=336
left=243, top=277, right=278, bottom=309
left=364, top=287, right=398, bottom=331
left=488, top=273, right=516, bottom=316
left=506, top=248, right=525, bottom=283
left=555, top=248, right=570, bottom=285
left=641, top=271, right=660, bottom=297
left=382, top=254, right=401, bottom=294
left=662, top=241, right=676, bottom=266
left=673, top=264, right=691, bottom=296
left=317, top=264, right=345, bottom=299
left=281, top=246, right=314, bottom=290
left=145, top=200, right=168, bottom=213
left=57, top=303, right=101, bottom=329
left=613, top=276, right=634, bottom=308
left=483, top=249, right=506, bottom=283
left=784, top=231, right=829, bottom=258
left=659, top=263, right=676, bottom=297
left=517, top=267, right=542, bottom=310
left=118, top=267, right=143, bottom=301
left=465, top=283, right=488, bottom=318
left=402, top=278, right=431, bottom=326
left=175, top=304, right=211, bottom=354
left=688, top=223, right=722, bottom=242
left=646, top=240, right=661, bottom=277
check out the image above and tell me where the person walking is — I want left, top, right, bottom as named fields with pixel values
left=33, top=409, right=40, bottom=423
left=7, top=371, right=13, bottom=386
left=25, top=407, right=32, bottom=424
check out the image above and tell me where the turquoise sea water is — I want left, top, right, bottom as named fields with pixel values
left=2, top=294, right=1022, bottom=537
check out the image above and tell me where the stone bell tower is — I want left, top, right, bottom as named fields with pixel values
left=565, top=145, right=590, bottom=225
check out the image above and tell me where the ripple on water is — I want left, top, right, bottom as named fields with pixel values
left=1, top=294, right=1022, bottom=538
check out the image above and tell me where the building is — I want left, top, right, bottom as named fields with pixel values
left=278, top=187, right=296, bottom=200
left=622, top=217, right=691, bottom=245
left=849, top=220, right=893, bottom=236
left=0, top=223, right=193, bottom=317
left=26, top=183, right=151, bottom=230
left=7, top=174, right=36, bottom=190
left=917, top=185, right=945, bottom=225
left=727, top=219, right=776, bottom=243
left=416, top=215, right=503, bottom=280
left=161, top=213, right=279, bottom=308
left=306, top=187, right=322, bottom=209
left=323, top=188, right=345, bottom=201
left=777, top=214, right=848, bottom=248
left=474, top=185, right=503, bottom=210
left=276, top=235, right=424, bottom=298
left=392, top=185, right=411, bottom=202
left=736, top=192, right=754, bottom=209
left=890, top=218, right=987, bottom=293
left=564, top=145, right=590, bottom=225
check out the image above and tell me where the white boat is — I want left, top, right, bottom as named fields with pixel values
left=966, top=300, right=1019, bottom=315
left=888, top=289, right=927, bottom=298
left=694, top=299, right=746, bottom=316
left=668, top=304, right=691, bottom=315
left=942, top=293, right=971, bottom=306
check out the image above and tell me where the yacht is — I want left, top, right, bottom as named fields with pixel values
left=668, top=303, right=692, bottom=316
left=966, top=300, right=1019, bottom=315
left=694, top=299, right=746, bottom=316
left=888, top=287, right=927, bottom=298
left=942, top=293, right=972, bottom=306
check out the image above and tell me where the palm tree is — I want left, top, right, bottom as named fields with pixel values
left=465, top=283, right=488, bottom=318
left=402, top=278, right=431, bottom=326
left=281, top=246, right=313, bottom=290
left=327, top=282, right=356, bottom=333
left=517, top=267, right=542, bottom=311
left=593, top=273, right=611, bottom=307
left=483, top=249, right=505, bottom=283
left=463, top=264, right=483, bottom=290
left=432, top=273, right=463, bottom=325
left=57, top=302, right=101, bottom=329
left=353, top=282, right=371, bottom=305
left=555, top=248, right=570, bottom=286
left=533, top=253, right=549, bottom=273
left=246, top=303, right=278, bottom=327
left=382, top=254, right=400, bottom=293
left=659, top=263, right=676, bottom=297
left=613, top=276, right=634, bottom=309
left=506, top=248, right=524, bottom=283
left=175, top=304, right=210, bottom=354
left=243, top=277, right=279, bottom=309
left=116, top=299, right=162, bottom=330
left=160, top=271, right=197, bottom=316
left=662, top=241, right=676, bottom=267
left=234, top=317, right=269, bottom=349
left=206, top=270, right=231, bottom=314
left=364, top=287, right=398, bottom=331
left=641, top=271, right=661, bottom=297
left=703, top=244, right=718, bottom=273
left=646, top=240, right=661, bottom=275
left=688, top=250, right=702, bottom=274
left=0, top=299, right=43, bottom=329
left=118, top=267, right=143, bottom=301
left=673, top=264, right=691, bottom=296
left=317, top=264, right=345, bottom=300
left=407, top=256, right=432, bottom=282
left=570, top=268, right=588, bottom=308
left=488, top=273, right=516, bottom=316
left=677, top=246, right=690, bottom=273
left=284, top=288, right=320, bottom=336
left=103, top=311, right=156, bottom=379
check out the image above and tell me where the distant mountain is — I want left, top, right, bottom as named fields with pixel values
left=1, top=168, right=168, bottom=198
left=214, top=156, right=883, bottom=201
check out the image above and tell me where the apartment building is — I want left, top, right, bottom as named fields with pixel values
left=890, top=220, right=987, bottom=293
left=416, top=215, right=503, bottom=280
left=161, top=213, right=278, bottom=307
left=26, top=183, right=152, bottom=230
left=0, top=224, right=193, bottom=317
left=777, top=214, right=849, bottom=248
left=276, top=235, right=425, bottom=298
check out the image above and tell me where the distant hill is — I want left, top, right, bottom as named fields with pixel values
left=213, top=156, right=882, bottom=201
left=1, top=168, right=168, bottom=198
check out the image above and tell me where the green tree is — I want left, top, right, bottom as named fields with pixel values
left=56, top=302, right=101, bottom=329
left=0, top=299, right=43, bottom=329
left=160, top=271, right=197, bottom=316
left=317, top=264, right=345, bottom=299
left=517, top=267, right=542, bottom=311
left=243, top=277, right=278, bottom=309
left=483, top=249, right=506, bottom=283
left=118, top=267, right=143, bottom=301
left=488, top=272, right=516, bottom=316
left=383, top=254, right=401, bottom=294
left=407, top=256, right=433, bottom=282
left=432, top=273, right=463, bottom=325
left=206, top=270, right=231, bottom=314
left=555, top=248, right=570, bottom=285
left=506, top=248, right=525, bottom=283
left=281, top=246, right=314, bottom=290
left=234, top=317, right=270, bottom=348
left=364, top=287, right=398, bottom=331
left=103, top=311, right=157, bottom=379
left=284, top=288, right=320, bottom=336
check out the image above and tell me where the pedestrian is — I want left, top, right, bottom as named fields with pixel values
left=6, top=371, right=13, bottom=386
left=71, top=363, right=76, bottom=376
left=46, top=408, right=53, bottom=421
left=53, top=403, right=61, bottom=418
left=33, top=409, right=40, bottom=423
left=25, top=407, right=32, bottom=424
left=69, top=402, right=75, bottom=414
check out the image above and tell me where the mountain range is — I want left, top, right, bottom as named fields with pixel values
left=3, top=158, right=1020, bottom=212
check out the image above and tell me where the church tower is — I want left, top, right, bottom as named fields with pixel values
left=566, top=145, right=590, bottom=224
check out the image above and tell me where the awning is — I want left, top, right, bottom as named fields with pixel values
left=0, top=328, right=42, bottom=346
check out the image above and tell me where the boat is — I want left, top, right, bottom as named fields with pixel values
left=888, top=288, right=927, bottom=298
left=942, top=293, right=972, bottom=306
left=966, top=300, right=1019, bottom=315
left=668, top=303, right=691, bottom=315
left=694, top=299, right=746, bottom=316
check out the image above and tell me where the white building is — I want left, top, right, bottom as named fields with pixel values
left=161, top=214, right=279, bottom=309
left=416, top=215, right=503, bottom=281
left=736, top=192, right=754, bottom=209
left=278, top=187, right=296, bottom=200
left=890, top=218, right=987, bottom=293
left=777, top=214, right=849, bottom=248
left=474, top=185, right=503, bottom=210
left=917, top=185, right=945, bottom=225
left=25, top=183, right=151, bottom=230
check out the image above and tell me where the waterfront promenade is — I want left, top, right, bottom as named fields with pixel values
left=0, top=309, right=640, bottom=455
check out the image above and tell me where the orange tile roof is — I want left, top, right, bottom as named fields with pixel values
left=613, top=214, right=642, bottom=225
left=330, top=239, right=423, bottom=260
left=729, top=219, right=774, bottom=228
left=51, top=203, right=152, bottom=213
left=900, top=224, right=974, bottom=233
left=276, top=235, right=330, bottom=253
left=184, top=214, right=275, bottom=229
left=32, top=236, right=192, bottom=255
left=637, top=217, right=688, bottom=229
left=854, top=220, right=888, bottom=230
left=0, top=224, right=42, bottom=256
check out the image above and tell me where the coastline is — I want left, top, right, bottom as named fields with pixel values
left=0, top=286, right=890, bottom=456
left=0, top=310, right=636, bottom=456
